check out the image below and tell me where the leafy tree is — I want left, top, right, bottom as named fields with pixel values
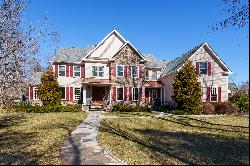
left=37, top=68, right=61, bottom=105
left=172, top=61, right=202, bottom=114
left=229, top=91, right=249, bottom=113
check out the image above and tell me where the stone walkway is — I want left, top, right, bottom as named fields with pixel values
left=61, top=111, right=125, bottom=165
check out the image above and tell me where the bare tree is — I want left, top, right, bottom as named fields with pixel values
left=0, top=0, right=59, bottom=108
left=210, top=0, right=249, bottom=31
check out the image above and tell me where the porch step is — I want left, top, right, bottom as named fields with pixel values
left=89, top=105, right=104, bottom=111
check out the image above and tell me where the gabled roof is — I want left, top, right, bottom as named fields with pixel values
left=144, top=54, right=169, bottom=68
left=161, top=42, right=232, bottom=76
left=83, top=29, right=147, bottom=61
left=52, top=45, right=95, bottom=63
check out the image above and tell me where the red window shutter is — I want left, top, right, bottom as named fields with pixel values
left=112, top=87, right=116, bottom=101
left=66, top=87, right=69, bottom=100
left=113, top=65, right=116, bottom=77
left=196, top=62, right=200, bottom=75
left=70, top=87, right=73, bottom=100
left=129, top=87, right=132, bottom=101
left=140, top=88, right=142, bottom=102
left=206, top=87, right=210, bottom=101
left=66, top=65, right=69, bottom=77
left=54, top=64, right=58, bottom=77
left=70, top=65, right=73, bottom=77
left=124, top=66, right=127, bottom=77
left=29, top=86, right=33, bottom=100
left=128, top=66, right=131, bottom=77
left=218, top=87, right=221, bottom=102
left=208, top=62, right=211, bottom=76
left=81, top=64, right=85, bottom=78
left=139, top=65, right=143, bottom=78
left=124, top=87, right=127, bottom=101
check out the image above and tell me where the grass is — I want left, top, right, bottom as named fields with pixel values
left=98, top=115, right=249, bottom=165
left=103, top=111, right=159, bottom=117
left=0, top=111, right=87, bottom=165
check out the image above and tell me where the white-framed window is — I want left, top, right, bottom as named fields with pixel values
left=116, top=65, right=124, bottom=77
left=59, top=65, right=66, bottom=76
left=131, top=66, right=139, bottom=78
left=210, top=86, right=217, bottom=102
left=92, top=66, right=104, bottom=77
left=200, top=62, right=208, bottom=75
left=132, top=87, right=139, bottom=101
left=33, top=87, right=39, bottom=100
left=60, top=87, right=66, bottom=100
left=145, top=70, right=149, bottom=80
left=151, top=70, right=157, bottom=80
left=74, top=87, right=81, bottom=100
left=73, top=66, right=81, bottom=77
left=116, top=87, right=124, bottom=101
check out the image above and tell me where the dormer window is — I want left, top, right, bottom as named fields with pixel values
left=151, top=70, right=157, bottom=80
left=200, top=62, right=208, bottom=75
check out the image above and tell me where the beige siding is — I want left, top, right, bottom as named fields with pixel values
left=85, top=62, right=109, bottom=79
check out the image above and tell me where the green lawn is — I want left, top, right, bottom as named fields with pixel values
left=98, top=115, right=249, bottom=165
left=0, top=111, right=87, bottom=165
left=102, top=111, right=159, bottom=117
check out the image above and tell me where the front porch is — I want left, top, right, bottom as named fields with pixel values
left=144, top=80, right=164, bottom=106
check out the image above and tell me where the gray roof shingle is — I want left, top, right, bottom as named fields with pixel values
left=144, top=54, right=169, bottom=68
left=161, top=42, right=205, bottom=76
left=51, top=45, right=95, bottom=63
left=29, top=72, right=44, bottom=85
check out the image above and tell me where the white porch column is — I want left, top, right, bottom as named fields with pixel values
left=160, top=87, right=163, bottom=105
left=109, top=86, right=112, bottom=105
left=82, top=85, right=86, bottom=105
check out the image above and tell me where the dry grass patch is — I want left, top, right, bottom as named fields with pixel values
left=102, top=112, right=159, bottom=117
left=98, top=115, right=249, bottom=165
left=0, top=111, right=87, bottom=165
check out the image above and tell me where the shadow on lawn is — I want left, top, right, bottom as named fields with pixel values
left=100, top=119, right=249, bottom=165
left=158, top=116, right=249, bottom=134
left=0, top=131, right=40, bottom=165
left=0, top=113, right=27, bottom=128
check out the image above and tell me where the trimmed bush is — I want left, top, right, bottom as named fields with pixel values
left=14, top=103, right=82, bottom=113
left=202, top=102, right=216, bottom=115
left=213, top=102, right=240, bottom=115
left=112, top=103, right=151, bottom=112
left=229, top=92, right=249, bottom=113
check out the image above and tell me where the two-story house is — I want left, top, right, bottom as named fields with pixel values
left=28, top=29, right=232, bottom=107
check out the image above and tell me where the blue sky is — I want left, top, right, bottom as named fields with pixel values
left=24, top=0, right=249, bottom=84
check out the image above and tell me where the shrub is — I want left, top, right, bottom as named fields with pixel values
left=112, top=103, right=151, bottom=112
left=213, top=102, right=240, bottom=115
left=202, top=102, right=216, bottom=115
left=14, top=103, right=82, bottom=113
left=229, top=92, right=249, bottom=113
left=172, top=61, right=202, bottom=114
left=171, top=109, right=187, bottom=115
left=37, top=69, right=62, bottom=106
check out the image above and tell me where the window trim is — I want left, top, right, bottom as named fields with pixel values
left=60, top=87, right=66, bottom=100
left=91, top=65, right=104, bottom=77
left=33, top=87, right=39, bottom=100
left=58, top=65, right=66, bottom=77
left=131, top=66, right=139, bottom=78
left=116, top=86, right=124, bottom=101
left=151, top=70, right=157, bottom=80
left=73, top=87, right=81, bottom=100
left=73, top=66, right=81, bottom=77
left=199, top=62, right=208, bottom=75
left=116, top=65, right=124, bottom=77
left=132, top=87, right=139, bottom=101
left=210, top=86, right=218, bottom=102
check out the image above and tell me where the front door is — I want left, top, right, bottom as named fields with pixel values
left=92, top=87, right=105, bottom=105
